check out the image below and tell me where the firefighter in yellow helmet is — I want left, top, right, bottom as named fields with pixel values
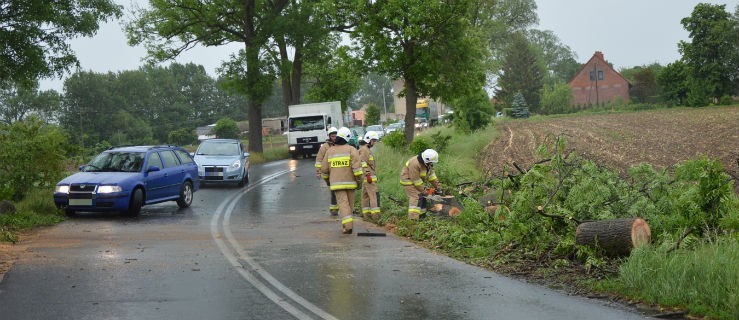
left=321, top=127, right=363, bottom=234
left=315, top=127, right=339, bottom=216
left=400, top=149, right=441, bottom=220
left=359, top=131, right=380, bottom=221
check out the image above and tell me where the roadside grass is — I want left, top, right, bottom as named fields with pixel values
left=371, top=121, right=739, bottom=319
left=597, top=241, right=739, bottom=319
left=0, top=188, right=65, bottom=242
left=249, top=146, right=289, bottom=165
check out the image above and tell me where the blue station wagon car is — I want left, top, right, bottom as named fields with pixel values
left=193, top=139, right=250, bottom=187
left=54, top=145, right=200, bottom=216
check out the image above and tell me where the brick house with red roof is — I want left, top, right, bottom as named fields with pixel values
left=568, top=51, right=631, bottom=107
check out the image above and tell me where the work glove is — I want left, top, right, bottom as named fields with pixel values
left=365, top=173, right=373, bottom=184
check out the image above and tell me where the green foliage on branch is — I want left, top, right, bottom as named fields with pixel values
left=0, top=0, right=122, bottom=86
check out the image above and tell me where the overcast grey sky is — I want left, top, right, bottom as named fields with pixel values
left=536, top=0, right=739, bottom=69
left=39, top=0, right=739, bottom=91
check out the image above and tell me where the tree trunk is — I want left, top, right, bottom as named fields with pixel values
left=575, top=218, right=651, bottom=257
left=243, top=1, right=263, bottom=153
left=290, top=45, right=302, bottom=105
left=403, top=77, right=417, bottom=145
left=278, top=36, right=293, bottom=115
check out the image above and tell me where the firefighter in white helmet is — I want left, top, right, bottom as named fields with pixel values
left=400, top=149, right=441, bottom=220
left=321, top=127, right=363, bottom=234
left=315, top=127, right=339, bottom=216
left=359, top=131, right=380, bottom=220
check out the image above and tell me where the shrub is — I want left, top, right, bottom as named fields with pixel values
left=168, top=128, right=196, bottom=146
left=382, top=130, right=406, bottom=150
left=409, top=135, right=432, bottom=155
left=213, top=117, right=240, bottom=139
left=429, top=131, right=452, bottom=153
left=0, top=118, right=68, bottom=201
left=719, top=95, right=733, bottom=106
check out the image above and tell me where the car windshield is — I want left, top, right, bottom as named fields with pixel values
left=390, top=123, right=402, bottom=129
left=196, top=142, right=241, bottom=156
left=85, top=152, right=145, bottom=172
left=289, top=116, right=325, bottom=131
left=367, top=125, right=382, bottom=132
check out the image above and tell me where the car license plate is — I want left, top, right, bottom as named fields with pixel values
left=69, top=199, right=92, bottom=206
left=303, top=145, right=313, bottom=149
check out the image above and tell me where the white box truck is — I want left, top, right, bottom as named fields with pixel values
left=287, top=101, right=344, bottom=158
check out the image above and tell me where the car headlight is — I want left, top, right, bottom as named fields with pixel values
left=97, top=185, right=123, bottom=194
left=289, top=146, right=296, bottom=151
left=230, top=160, right=241, bottom=169
left=55, top=185, right=70, bottom=194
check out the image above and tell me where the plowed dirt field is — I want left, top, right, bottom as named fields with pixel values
left=481, top=106, right=739, bottom=186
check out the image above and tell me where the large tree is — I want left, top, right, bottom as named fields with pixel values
left=526, top=29, right=579, bottom=84
left=303, top=45, right=361, bottom=110
left=657, top=61, right=689, bottom=106
left=679, top=3, right=739, bottom=105
left=0, top=0, right=121, bottom=86
left=495, top=32, right=544, bottom=113
left=469, top=0, right=538, bottom=84
left=126, top=0, right=274, bottom=152
left=348, top=0, right=487, bottom=143
left=264, top=0, right=335, bottom=112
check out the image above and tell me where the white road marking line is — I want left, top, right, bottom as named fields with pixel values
left=211, top=168, right=339, bottom=320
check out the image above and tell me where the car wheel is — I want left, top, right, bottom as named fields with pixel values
left=127, top=188, right=144, bottom=216
left=65, top=209, right=76, bottom=217
left=237, top=170, right=248, bottom=187
left=177, top=181, right=194, bottom=208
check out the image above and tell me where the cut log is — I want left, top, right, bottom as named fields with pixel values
left=575, top=218, right=651, bottom=257
left=426, top=195, right=463, bottom=218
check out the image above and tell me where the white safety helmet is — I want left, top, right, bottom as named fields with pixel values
left=421, top=149, right=439, bottom=164
left=364, top=131, right=380, bottom=143
left=336, top=127, right=352, bottom=142
left=327, top=127, right=338, bottom=135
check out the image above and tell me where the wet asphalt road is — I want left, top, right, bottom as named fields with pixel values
left=0, top=159, right=647, bottom=319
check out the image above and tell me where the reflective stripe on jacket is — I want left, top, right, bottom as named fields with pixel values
left=320, top=144, right=362, bottom=190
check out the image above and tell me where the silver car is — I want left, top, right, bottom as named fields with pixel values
left=366, top=125, right=385, bottom=140
left=193, top=139, right=250, bottom=187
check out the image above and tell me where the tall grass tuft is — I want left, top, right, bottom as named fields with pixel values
left=0, top=188, right=65, bottom=242
left=601, top=241, right=739, bottom=319
left=249, top=147, right=289, bottom=165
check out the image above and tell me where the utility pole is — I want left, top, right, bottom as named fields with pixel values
left=382, top=84, right=387, bottom=124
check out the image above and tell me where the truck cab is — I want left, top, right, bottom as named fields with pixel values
left=287, top=101, right=343, bottom=158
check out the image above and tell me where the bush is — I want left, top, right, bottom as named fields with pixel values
left=429, top=131, right=452, bottom=153
left=382, top=130, right=406, bottom=150
left=719, top=95, right=733, bottom=106
left=168, top=128, right=196, bottom=146
left=0, top=118, right=68, bottom=201
left=213, top=117, right=240, bottom=139
left=409, top=135, right=432, bottom=154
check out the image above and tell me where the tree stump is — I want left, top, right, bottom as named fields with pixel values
left=575, top=218, right=651, bottom=256
left=427, top=196, right=464, bottom=218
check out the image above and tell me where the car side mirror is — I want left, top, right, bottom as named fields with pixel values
left=189, top=152, right=195, bottom=157
left=147, top=166, right=161, bottom=172
left=78, top=165, right=86, bottom=171
left=244, top=152, right=250, bottom=158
